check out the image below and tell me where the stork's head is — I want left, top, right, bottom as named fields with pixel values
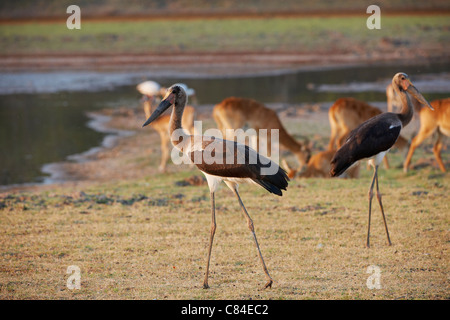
left=142, top=84, right=187, bottom=127
left=392, top=73, right=433, bottom=110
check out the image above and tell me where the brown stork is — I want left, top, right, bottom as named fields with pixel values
left=142, top=84, right=289, bottom=289
left=330, top=73, right=434, bottom=248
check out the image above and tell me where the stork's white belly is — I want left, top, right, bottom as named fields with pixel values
left=368, top=150, right=389, bottom=167
left=201, top=172, right=256, bottom=193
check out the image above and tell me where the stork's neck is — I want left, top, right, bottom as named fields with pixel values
left=169, top=99, right=190, bottom=150
left=396, top=88, right=414, bottom=127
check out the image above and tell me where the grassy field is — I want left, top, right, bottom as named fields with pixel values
left=1, top=15, right=448, bottom=55
left=0, top=112, right=448, bottom=300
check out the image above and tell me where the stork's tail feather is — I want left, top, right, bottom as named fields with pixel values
left=253, top=167, right=289, bottom=196
left=330, top=147, right=353, bottom=177
left=253, top=179, right=283, bottom=196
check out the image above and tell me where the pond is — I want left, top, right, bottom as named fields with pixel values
left=0, top=61, right=449, bottom=186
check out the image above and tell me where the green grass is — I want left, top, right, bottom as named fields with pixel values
left=1, top=15, right=448, bottom=54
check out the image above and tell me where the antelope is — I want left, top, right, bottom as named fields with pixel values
left=328, top=97, right=410, bottom=169
left=143, top=85, right=289, bottom=289
left=403, top=98, right=450, bottom=172
left=213, top=97, right=311, bottom=171
left=330, top=73, right=434, bottom=248
left=138, top=81, right=196, bottom=172
left=137, top=81, right=162, bottom=120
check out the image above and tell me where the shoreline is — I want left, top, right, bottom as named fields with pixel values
left=41, top=112, right=135, bottom=185
left=1, top=51, right=448, bottom=74
left=0, top=111, right=137, bottom=194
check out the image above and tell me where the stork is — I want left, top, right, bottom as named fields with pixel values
left=330, top=73, right=434, bottom=248
left=142, top=85, right=289, bottom=289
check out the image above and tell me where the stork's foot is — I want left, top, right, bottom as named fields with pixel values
left=263, top=280, right=273, bottom=289
left=203, top=282, right=210, bottom=289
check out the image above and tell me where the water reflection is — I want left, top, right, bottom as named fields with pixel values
left=0, top=90, right=137, bottom=185
left=0, top=62, right=448, bottom=185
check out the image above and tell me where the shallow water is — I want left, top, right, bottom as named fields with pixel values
left=0, top=62, right=449, bottom=186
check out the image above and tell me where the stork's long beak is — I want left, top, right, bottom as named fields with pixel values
left=142, top=92, right=175, bottom=127
left=406, top=83, right=434, bottom=111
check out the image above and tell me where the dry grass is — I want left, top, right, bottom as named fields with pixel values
left=0, top=106, right=448, bottom=300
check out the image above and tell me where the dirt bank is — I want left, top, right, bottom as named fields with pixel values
left=2, top=51, right=448, bottom=74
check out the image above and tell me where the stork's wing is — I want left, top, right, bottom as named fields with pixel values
left=188, top=136, right=289, bottom=195
left=330, top=113, right=401, bottom=177
left=347, top=113, right=402, bottom=159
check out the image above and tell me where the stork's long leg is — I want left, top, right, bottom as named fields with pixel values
left=231, top=186, right=273, bottom=289
left=366, top=165, right=378, bottom=248
left=375, top=172, right=392, bottom=246
left=203, top=192, right=216, bottom=289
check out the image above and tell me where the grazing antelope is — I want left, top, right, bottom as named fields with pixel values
left=213, top=97, right=311, bottom=171
left=138, top=81, right=196, bottom=172
left=143, top=85, right=289, bottom=289
left=403, top=98, right=450, bottom=172
left=283, top=150, right=360, bottom=179
left=330, top=73, right=433, bottom=248
left=328, top=97, right=409, bottom=169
